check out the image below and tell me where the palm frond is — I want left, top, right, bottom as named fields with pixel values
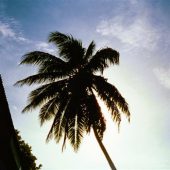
left=48, top=31, right=71, bottom=47
left=66, top=94, right=87, bottom=151
left=46, top=94, right=70, bottom=143
left=62, top=128, right=68, bottom=151
left=84, top=41, right=95, bottom=61
left=86, top=48, right=119, bottom=73
left=20, top=51, right=65, bottom=65
left=92, top=75, right=130, bottom=122
left=46, top=90, right=85, bottom=151
left=67, top=114, right=85, bottom=151
left=85, top=93, right=106, bottom=140
left=22, top=79, right=68, bottom=112
left=49, top=31, right=85, bottom=64
left=59, top=88, right=88, bottom=151
left=39, top=97, right=58, bottom=126
left=15, top=72, right=66, bottom=86
left=37, top=60, right=67, bottom=74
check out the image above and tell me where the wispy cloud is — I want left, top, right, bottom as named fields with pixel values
left=0, top=22, right=15, bottom=37
left=153, top=67, right=170, bottom=89
left=96, top=16, right=159, bottom=49
left=129, top=0, right=138, bottom=5
left=36, top=42, right=55, bottom=54
left=0, top=20, right=55, bottom=58
left=0, top=21, right=29, bottom=42
left=96, top=1, right=160, bottom=50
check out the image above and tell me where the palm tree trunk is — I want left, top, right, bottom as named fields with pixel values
left=93, top=127, right=117, bottom=170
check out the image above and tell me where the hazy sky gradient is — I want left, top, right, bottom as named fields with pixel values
left=0, top=0, right=170, bottom=169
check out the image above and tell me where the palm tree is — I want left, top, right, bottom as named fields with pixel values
left=15, top=31, right=130, bottom=170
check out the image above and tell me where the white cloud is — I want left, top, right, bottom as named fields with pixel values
left=153, top=67, right=170, bottom=89
left=96, top=16, right=159, bottom=50
left=0, top=22, right=15, bottom=37
left=129, top=0, right=138, bottom=5
left=36, top=42, right=49, bottom=49
left=0, top=21, right=29, bottom=42
left=96, top=0, right=160, bottom=51
left=36, top=42, right=55, bottom=54
left=16, top=36, right=30, bottom=42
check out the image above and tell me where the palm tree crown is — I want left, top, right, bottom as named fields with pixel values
left=16, top=32, right=130, bottom=169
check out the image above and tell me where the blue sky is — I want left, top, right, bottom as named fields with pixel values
left=0, top=0, right=170, bottom=169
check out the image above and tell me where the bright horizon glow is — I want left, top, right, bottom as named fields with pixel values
left=0, top=0, right=170, bottom=169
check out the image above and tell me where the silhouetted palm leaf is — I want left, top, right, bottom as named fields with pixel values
left=49, top=32, right=85, bottom=64
left=22, top=79, right=69, bottom=112
left=15, top=72, right=66, bottom=86
left=92, top=75, right=130, bottom=122
left=86, top=48, right=119, bottom=73
left=84, top=40, right=95, bottom=61
left=21, top=51, right=64, bottom=65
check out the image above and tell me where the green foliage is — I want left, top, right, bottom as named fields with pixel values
left=15, top=130, right=42, bottom=170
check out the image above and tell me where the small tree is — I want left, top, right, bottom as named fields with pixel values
left=15, top=130, right=42, bottom=170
